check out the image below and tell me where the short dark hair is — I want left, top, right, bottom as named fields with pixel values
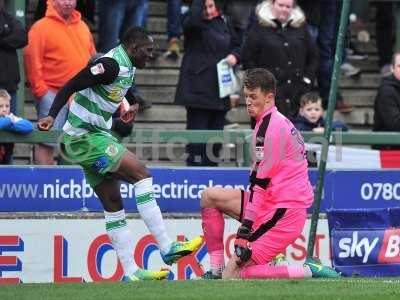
left=121, top=26, right=151, bottom=48
left=243, top=68, right=276, bottom=95
left=299, top=92, right=322, bottom=107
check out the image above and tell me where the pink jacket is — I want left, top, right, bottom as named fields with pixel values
left=243, top=106, right=314, bottom=222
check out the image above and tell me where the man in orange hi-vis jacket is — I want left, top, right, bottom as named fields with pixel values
left=24, top=0, right=96, bottom=165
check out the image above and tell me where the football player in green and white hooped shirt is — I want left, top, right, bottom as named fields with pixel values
left=37, top=27, right=203, bottom=282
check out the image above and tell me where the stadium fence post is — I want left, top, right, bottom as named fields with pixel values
left=306, top=0, right=351, bottom=258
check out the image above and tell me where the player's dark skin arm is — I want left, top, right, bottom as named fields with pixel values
left=36, top=57, right=145, bottom=212
left=37, top=57, right=137, bottom=130
left=42, top=38, right=154, bottom=212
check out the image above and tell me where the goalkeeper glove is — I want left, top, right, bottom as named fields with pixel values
left=234, top=219, right=253, bottom=264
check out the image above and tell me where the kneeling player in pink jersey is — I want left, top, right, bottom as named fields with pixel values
left=200, top=68, right=340, bottom=280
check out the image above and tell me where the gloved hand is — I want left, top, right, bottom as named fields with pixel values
left=234, top=238, right=252, bottom=264
left=234, top=219, right=253, bottom=265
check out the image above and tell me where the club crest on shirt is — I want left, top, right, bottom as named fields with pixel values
left=291, top=127, right=304, bottom=145
left=105, top=144, right=119, bottom=157
left=109, top=87, right=126, bottom=101
left=255, top=146, right=264, bottom=161
left=90, top=63, right=105, bottom=75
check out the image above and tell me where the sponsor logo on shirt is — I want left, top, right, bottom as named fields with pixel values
left=255, top=146, right=264, bottom=161
left=105, top=144, right=119, bottom=157
left=92, top=156, right=109, bottom=173
left=90, top=63, right=105, bottom=76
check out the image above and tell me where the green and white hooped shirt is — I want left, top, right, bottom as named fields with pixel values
left=63, top=45, right=135, bottom=137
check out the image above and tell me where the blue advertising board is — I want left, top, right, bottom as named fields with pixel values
left=0, top=167, right=84, bottom=212
left=1, top=167, right=400, bottom=213
left=85, top=167, right=250, bottom=212
left=0, top=166, right=251, bottom=212
left=328, top=208, right=400, bottom=277
left=330, top=170, right=400, bottom=210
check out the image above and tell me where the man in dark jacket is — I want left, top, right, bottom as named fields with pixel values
left=175, top=0, right=241, bottom=166
left=219, top=0, right=258, bottom=44
left=373, top=51, right=400, bottom=150
left=0, top=4, right=27, bottom=114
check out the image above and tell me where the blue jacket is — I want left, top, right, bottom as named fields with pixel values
left=0, top=115, right=33, bottom=164
left=293, top=115, right=348, bottom=132
left=0, top=115, right=34, bottom=134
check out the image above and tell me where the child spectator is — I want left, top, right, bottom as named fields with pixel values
left=0, top=89, right=33, bottom=164
left=294, top=92, right=348, bottom=132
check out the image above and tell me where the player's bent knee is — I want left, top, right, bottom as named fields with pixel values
left=134, top=166, right=151, bottom=182
left=200, top=188, right=215, bottom=208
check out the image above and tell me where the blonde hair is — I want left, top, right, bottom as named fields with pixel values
left=0, top=89, right=11, bottom=102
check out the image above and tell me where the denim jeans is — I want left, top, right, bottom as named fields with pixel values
left=167, top=0, right=182, bottom=40
left=35, top=91, right=68, bottom=147
left=97, top=0, right=149, bottom=53
left=317, top=0, right=338, bottom=107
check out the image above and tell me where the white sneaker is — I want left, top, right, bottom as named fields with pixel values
left=340, top=62, right=361, bottom=77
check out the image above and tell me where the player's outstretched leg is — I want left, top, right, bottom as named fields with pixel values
left=97, top=181, right=169, bottom=282
left=134, top=177, right=203, bottom=265
left=200, top=254, right=290, bottom=280
left=122, top=269, right=170, bottom=282
left=304, top=257, right=341, bottom=278
left=105, top=209, right=170, bottom=282
left=116, top=153, right=204, bottom=265
left=161, top=236, right=204, bottom=265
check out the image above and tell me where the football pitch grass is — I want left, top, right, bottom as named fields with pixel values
left=2, top=279, right=400, bottom=300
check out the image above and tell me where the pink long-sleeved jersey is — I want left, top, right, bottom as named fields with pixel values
left=243, top=106, right=314, bottom=222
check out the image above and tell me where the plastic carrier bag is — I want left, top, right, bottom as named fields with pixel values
left=217, top=59, right=240, bottom=98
